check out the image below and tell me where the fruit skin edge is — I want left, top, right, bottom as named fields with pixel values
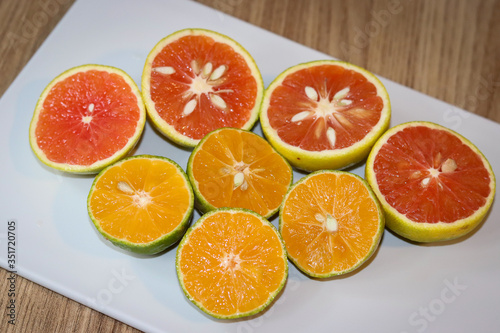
left=175, top=207, right=289, bottom=319
left=141, top=28, right=264, bottom=148
left=29, top=64, right=147, bottom=174
left=279, top=170, right=385, bottom=278
left=260, top=60, right=391, bottom=172
left=87, top=155, right=195, bottom=255
left=186, top=127, right=294, bottom=219
left=365, top=121, right=497, bottom=243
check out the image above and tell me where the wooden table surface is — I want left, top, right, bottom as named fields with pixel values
left=1, top=0, right=499, bottom=332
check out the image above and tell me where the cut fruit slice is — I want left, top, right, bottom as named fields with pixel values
left=176, top=208, right=288, bottom=319
left=365, top=121, right=496, bottom=243
left=29, top=64, right=146, bottom=173
left=142, top=28, right=264, bottom=147
left=260, top=60, right=391, bottom=171
left=280, top=170, right=384, bottom=278
left=187, top=127, right=293, bottom=218
left=87, top=155, right=194, bottom=254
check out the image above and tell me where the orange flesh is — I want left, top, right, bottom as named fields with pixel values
left=281, top=173, right=380, bottom=275
left=35, top=70, right=141, bottom=166
left=191, top=129, right=292, bottom=216
left=267, top=64, right=383, bottom=151
left=89, top=158, right=191, bottom=243
left=149, top=35, right=258, bottom=140
left=178, top=211, right=286, bottom=316
left=373, top=126, right=492, bottom=223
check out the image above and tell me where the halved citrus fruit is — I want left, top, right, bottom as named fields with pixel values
left=176, top=208, right=288, bottom=319
left=141, top=28, right=264, bottom=147
left=260, top=60, right=391, bottom=171
left=187, top=127, right=293, bottom=218
left=87, top=155, right=194, bottom=255
left=365, top=121, right=496, bottom=243
left=280, top=170, right=384, bottom=278
left=29, top=64, right=146, bottom=173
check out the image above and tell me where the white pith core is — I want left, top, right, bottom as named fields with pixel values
left=289, top=86, right=355, bottom=148
left=155, top=60, right=233, bottom=116
left=418, top=157, right=458, bottom=187
left=132, top=191, right=152, bottom=208
left=190, top=75, right=213, bottom=95
left=223, top=160, right=263, bottom=192
left=117, top=181, right=151, bottom=208
left=221, top=252, right=241, bottom=271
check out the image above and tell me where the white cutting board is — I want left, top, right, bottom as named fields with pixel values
left=1, top=0, right=499, bottom=332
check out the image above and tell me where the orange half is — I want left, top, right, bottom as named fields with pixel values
left=87, top=155, right=194, bottom=254
left=187, top=127, right=293, bottom=218
left=176, top=208, right=288, bottom=319
left=280, top=170, right=384, bottom=277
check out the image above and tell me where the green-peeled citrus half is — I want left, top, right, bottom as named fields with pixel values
left=87, top=155, right=194, bottom=255
left=187, top=127, right=293, bottom=219
left=279, top=170, right=384, bottom=278
left=176, top=208, right=288, bottom=319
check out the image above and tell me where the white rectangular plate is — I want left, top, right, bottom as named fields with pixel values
left=1, top=0, right=499, bottom=332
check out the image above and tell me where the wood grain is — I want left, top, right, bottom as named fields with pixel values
left=1, top=0, right=499, bottom=332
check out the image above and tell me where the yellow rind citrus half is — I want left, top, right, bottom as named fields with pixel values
left=260, top=60, right=390, bottom=172
left=142, top=28, right=264, bottom=147
left=29, top=64, right=146, bottom=174
left=365, top=121, right=496, bottom=243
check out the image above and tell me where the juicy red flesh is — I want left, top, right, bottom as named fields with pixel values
left=373, top=126, right=491, bottom=223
